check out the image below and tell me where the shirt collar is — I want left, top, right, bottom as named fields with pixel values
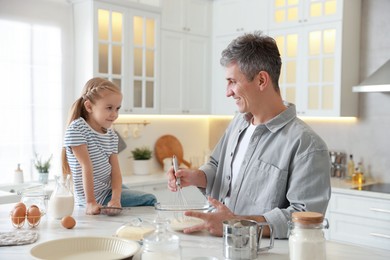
left=241, top=101, right=297, bottom=133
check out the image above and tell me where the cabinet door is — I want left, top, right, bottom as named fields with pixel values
left=160, top=31, right=185, bottom=114
left=127, top=10, right=160, bottom=114
left=162, top=0, right=210, bottom=36
left=270, top=22, right=342, bottom=117
left=302, top=22, right=342, bottom=116
left=211, top=35, right=238, bottom=115
left=269, top=0, right=343, bottom=30
left=271, top=29, right=303, bottom=114
left=161, top=0, right=185, bottom=32
left=88, top=3, right=160, bottom=114
left=161, top=31, right=210, bottom=114
left=95, top=6, right=126, bottom=91
left=213, top=0, right=269, bottom=37
left=186, top=0, right=211, bottom=36
left=184, top=35, right=210, bottom=114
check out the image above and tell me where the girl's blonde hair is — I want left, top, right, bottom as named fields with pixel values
left=62, top=77, right=121, bottom=175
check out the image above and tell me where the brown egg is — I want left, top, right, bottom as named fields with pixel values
left=11, top=206, right=26, bottom=225
left=14, top=202, right=27, bottom=212
left=27, top=205, right=41, bottom=226
left=61, top=216, right=76, bottom=229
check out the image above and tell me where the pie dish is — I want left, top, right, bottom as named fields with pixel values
left=30, top=236, right=140, bottom=260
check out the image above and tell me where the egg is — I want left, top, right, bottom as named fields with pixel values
left=27, top=205, right=41, bottom=226
left=61, top=216, right=76, bottom=229
left=14, top=202, right=27, bottom=212
left=11, top=206, right=26, bottom=226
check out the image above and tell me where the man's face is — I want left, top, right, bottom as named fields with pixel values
left=225, top=63, right=258, bottom=114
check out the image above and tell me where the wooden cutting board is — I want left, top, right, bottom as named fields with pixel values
left=154, top=135, right=191, bottom=168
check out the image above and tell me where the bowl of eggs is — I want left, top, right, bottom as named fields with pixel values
left=10, top=202, right=43, bottom=228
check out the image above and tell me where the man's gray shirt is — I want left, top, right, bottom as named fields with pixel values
left=199, top=103, right=331, bottom=238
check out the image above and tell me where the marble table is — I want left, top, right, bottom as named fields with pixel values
left=0, top=203, right=390, bottom=260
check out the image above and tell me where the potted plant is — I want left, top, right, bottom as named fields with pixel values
left=131, top=146, right=152, bottom=175
left=34, top=154, right=52, bottom=184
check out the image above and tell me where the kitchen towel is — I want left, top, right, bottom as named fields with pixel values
left=0, top=230, right=39, bottom=246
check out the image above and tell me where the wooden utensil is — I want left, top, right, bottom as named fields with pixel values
left=154, top=135, right=191, bottom=168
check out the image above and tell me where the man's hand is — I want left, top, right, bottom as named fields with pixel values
left=167, top=167, right=207, bottom=191
left=182, top=197, right=235, bottom=236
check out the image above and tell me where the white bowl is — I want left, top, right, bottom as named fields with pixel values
left=30, top=236, right=140, bottom=260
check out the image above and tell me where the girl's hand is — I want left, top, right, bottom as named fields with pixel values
left=107, top=200, right=121, bottom=208
left=86, top=202, right=101, bottom=215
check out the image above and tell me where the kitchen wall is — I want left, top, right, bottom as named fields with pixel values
left=114, top=117, right=212, bottom=175
left=307, top=0, right=390, bottom=182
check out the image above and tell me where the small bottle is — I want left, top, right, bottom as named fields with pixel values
left=356, top=162, right=365, bottom=185
left=347, top=154, right=355, bottom=180
left=352, top=163, right=365, bottom=185
left=14, top=164, right=24, bottom=184
left=288, top=212, right=328, bottom=260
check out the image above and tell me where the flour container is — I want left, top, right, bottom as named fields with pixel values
left=288, top=212, right=329, bottom=260
left=48, top=174, right=74, bottom=219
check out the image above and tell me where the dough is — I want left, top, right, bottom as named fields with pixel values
left=169, top=217, right=204, bottom=231
left=115, top=225, right=154, bottom=241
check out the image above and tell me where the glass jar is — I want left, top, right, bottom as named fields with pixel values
left=288, top=212, right=329, bottom=260
left=141, top=218, right=181, bottom=260
left=19, top=185, right=49, bottom=215
left=48, top=174, right=74, bottom=219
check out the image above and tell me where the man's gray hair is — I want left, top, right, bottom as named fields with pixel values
left=220, top=31, right=282, bottom=90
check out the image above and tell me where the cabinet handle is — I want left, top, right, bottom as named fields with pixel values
left=369, top=207, right=390, bottom=214
left=369, top=233, right=390, bottom=239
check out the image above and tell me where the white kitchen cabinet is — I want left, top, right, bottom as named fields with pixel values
left=211, top=34, right=238, bottom=116
left=160, top=30, right=210, bottom=114
left=213, top=0, right=269, bottom=37
left=269, top=0, right=343, bottom=30
left=161, top=0, right=211, bottom=36
left=268, top=0, right=361, bottom=117
left=72, top=0, right=160, bottom=114
left=327, top=192, right=390, bottom=250
left=211, top=0, right=269, bottom=115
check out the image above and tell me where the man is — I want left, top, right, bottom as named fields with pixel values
left=168, top=31, right=331, bottom=239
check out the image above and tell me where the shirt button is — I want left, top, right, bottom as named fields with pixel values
left=227, top=176, right=231, bottom=180
left=230, top=152, right=233, bottom=156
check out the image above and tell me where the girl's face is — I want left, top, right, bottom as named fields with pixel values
left=84, top=90, right=122, bottom=133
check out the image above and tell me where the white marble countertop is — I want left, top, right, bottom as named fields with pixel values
left=1, top=203, right=390, bottom=259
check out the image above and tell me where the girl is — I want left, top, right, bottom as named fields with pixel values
left=62, top=77, right=156, bottom=215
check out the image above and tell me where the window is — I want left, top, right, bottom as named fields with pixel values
left=0, top=20, right=62, bottom=184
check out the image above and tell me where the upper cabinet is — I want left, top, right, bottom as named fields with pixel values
left=160, top=0, right=211, bottom=114
left=161, top=0, right=210, bottom=36
left=268, top=0, right=361, bottom=117
left=71, top=0, right=160, bottom=114
left=269, top=0, right=343, bottom=29
left=211, top=0, right=269, bottom=115
left=213, top=0, right=269, bottom=37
